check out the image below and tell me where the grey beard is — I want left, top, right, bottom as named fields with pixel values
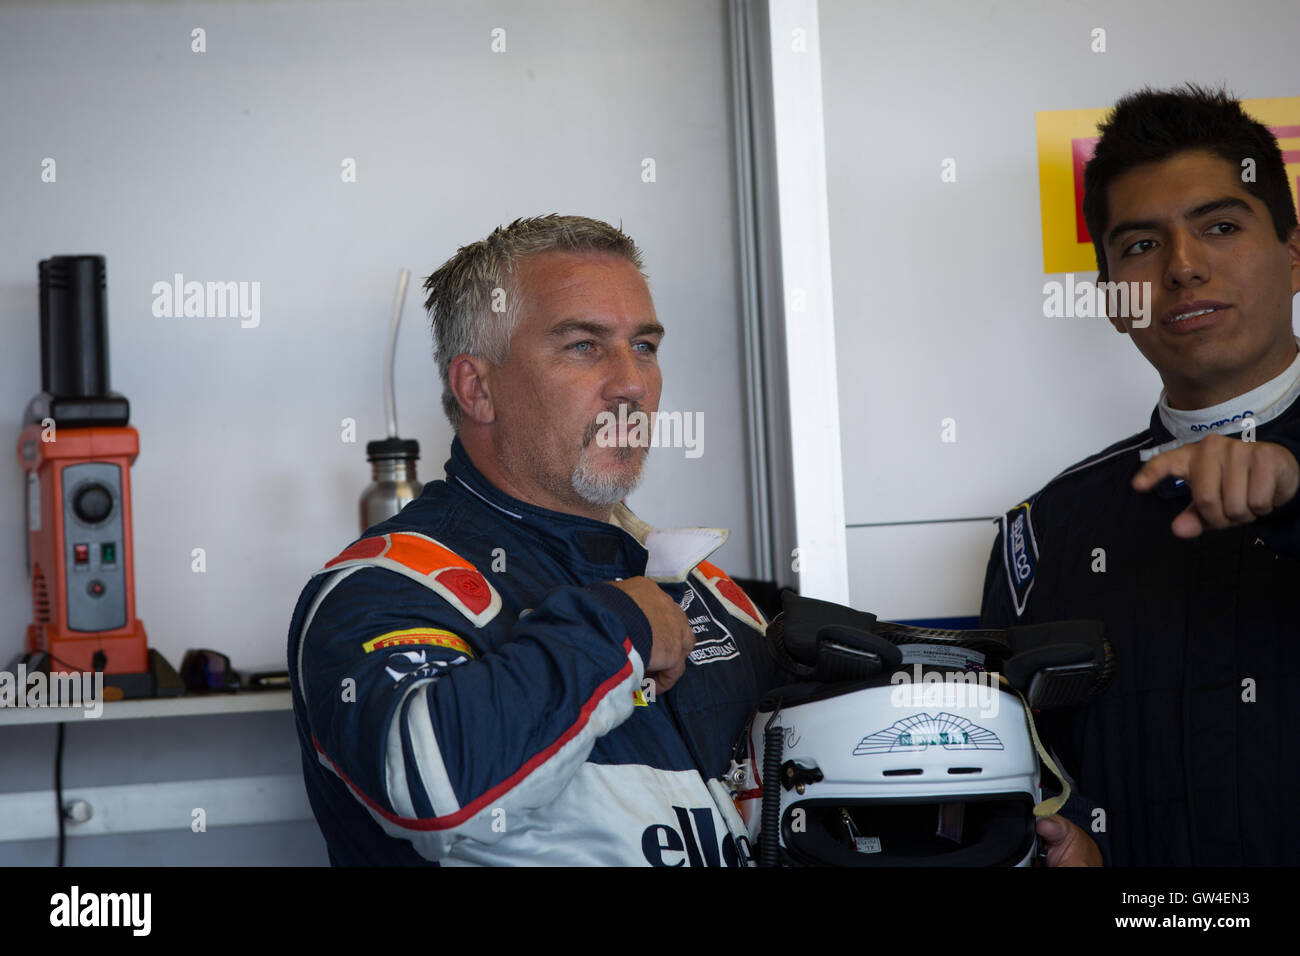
left=571, top=443, right=645, bottom=507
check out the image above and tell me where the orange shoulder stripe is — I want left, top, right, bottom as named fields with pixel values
left=696, top=559, right=761, bottom=623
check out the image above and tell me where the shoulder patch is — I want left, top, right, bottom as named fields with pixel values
left=999, top=501, right=1039, bottom=618
left=692, top=560, right=766, bottom=633
left=362, top=628, right=476, bottom=657
left=320, top=532, right=502, bottom=628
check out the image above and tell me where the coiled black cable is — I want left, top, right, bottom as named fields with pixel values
left=759, top=705, right=784, bottom=867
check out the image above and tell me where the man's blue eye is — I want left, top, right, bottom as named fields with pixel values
left=571, top=341, right=592, bottom=352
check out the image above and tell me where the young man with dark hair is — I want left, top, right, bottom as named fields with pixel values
left=982, top=85, right=1300, bottom=865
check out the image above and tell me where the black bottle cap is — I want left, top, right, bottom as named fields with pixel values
left=366, top=438, right=420, bottom=461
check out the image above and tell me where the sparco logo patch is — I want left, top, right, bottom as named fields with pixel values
left=1009, top=514, right=1032, bottom=583
left=1191, top=409, right=1254, bottom=432
left=1000, top=501, right=1038, bottom=618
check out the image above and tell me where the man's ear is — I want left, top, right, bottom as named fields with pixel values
left=448, top=354, right=497, bottom=425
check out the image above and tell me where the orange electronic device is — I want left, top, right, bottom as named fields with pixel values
left=17, top=255, right=180, bottom=698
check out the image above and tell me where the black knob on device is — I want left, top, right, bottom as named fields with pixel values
left=73, top=484, right=113, bottom=524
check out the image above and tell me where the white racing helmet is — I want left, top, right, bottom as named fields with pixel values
left=729, top=592, right=1113, bottom=867
left=737, top=680, right=1040, bottom=866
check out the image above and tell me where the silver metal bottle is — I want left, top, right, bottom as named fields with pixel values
left=360, top=438, right=422, bottom=532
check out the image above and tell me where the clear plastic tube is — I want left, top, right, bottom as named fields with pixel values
left=384, top=268, right=410, bottom=439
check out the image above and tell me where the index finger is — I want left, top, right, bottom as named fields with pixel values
left=1132, top=445, right=1194, bottom=492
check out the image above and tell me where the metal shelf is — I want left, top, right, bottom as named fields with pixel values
left=0, top=690, right=293, bottom=726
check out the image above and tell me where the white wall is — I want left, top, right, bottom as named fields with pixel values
left=0, top=0, right=755, bottom=677
left=0, top=0, right=752, bottom=864
left=819, top=0, right=1300, bottom=620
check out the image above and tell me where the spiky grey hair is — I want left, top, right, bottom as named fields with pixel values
left=422, top=214, right=646, bottom=429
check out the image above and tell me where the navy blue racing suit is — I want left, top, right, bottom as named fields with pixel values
left=981, top=399, right=1300, bottom=865
left=287, top=438, right=778, bottom=865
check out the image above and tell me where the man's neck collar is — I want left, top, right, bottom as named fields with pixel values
left=1147, top=337, right=1300, bottom=450
left=456, top=433, right=614, bottom=522
left=444, top=436, right=727, bottom=582
left=446, top=436, right=601, bottom=523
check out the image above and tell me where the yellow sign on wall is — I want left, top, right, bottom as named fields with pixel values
left=1037, top=97, right=1300, bottom=274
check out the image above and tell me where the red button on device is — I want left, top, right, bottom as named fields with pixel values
left=74, top=544, right=89, bottom=564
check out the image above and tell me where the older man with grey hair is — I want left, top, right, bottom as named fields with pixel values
left=287, top=214, right=782, bottom=866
